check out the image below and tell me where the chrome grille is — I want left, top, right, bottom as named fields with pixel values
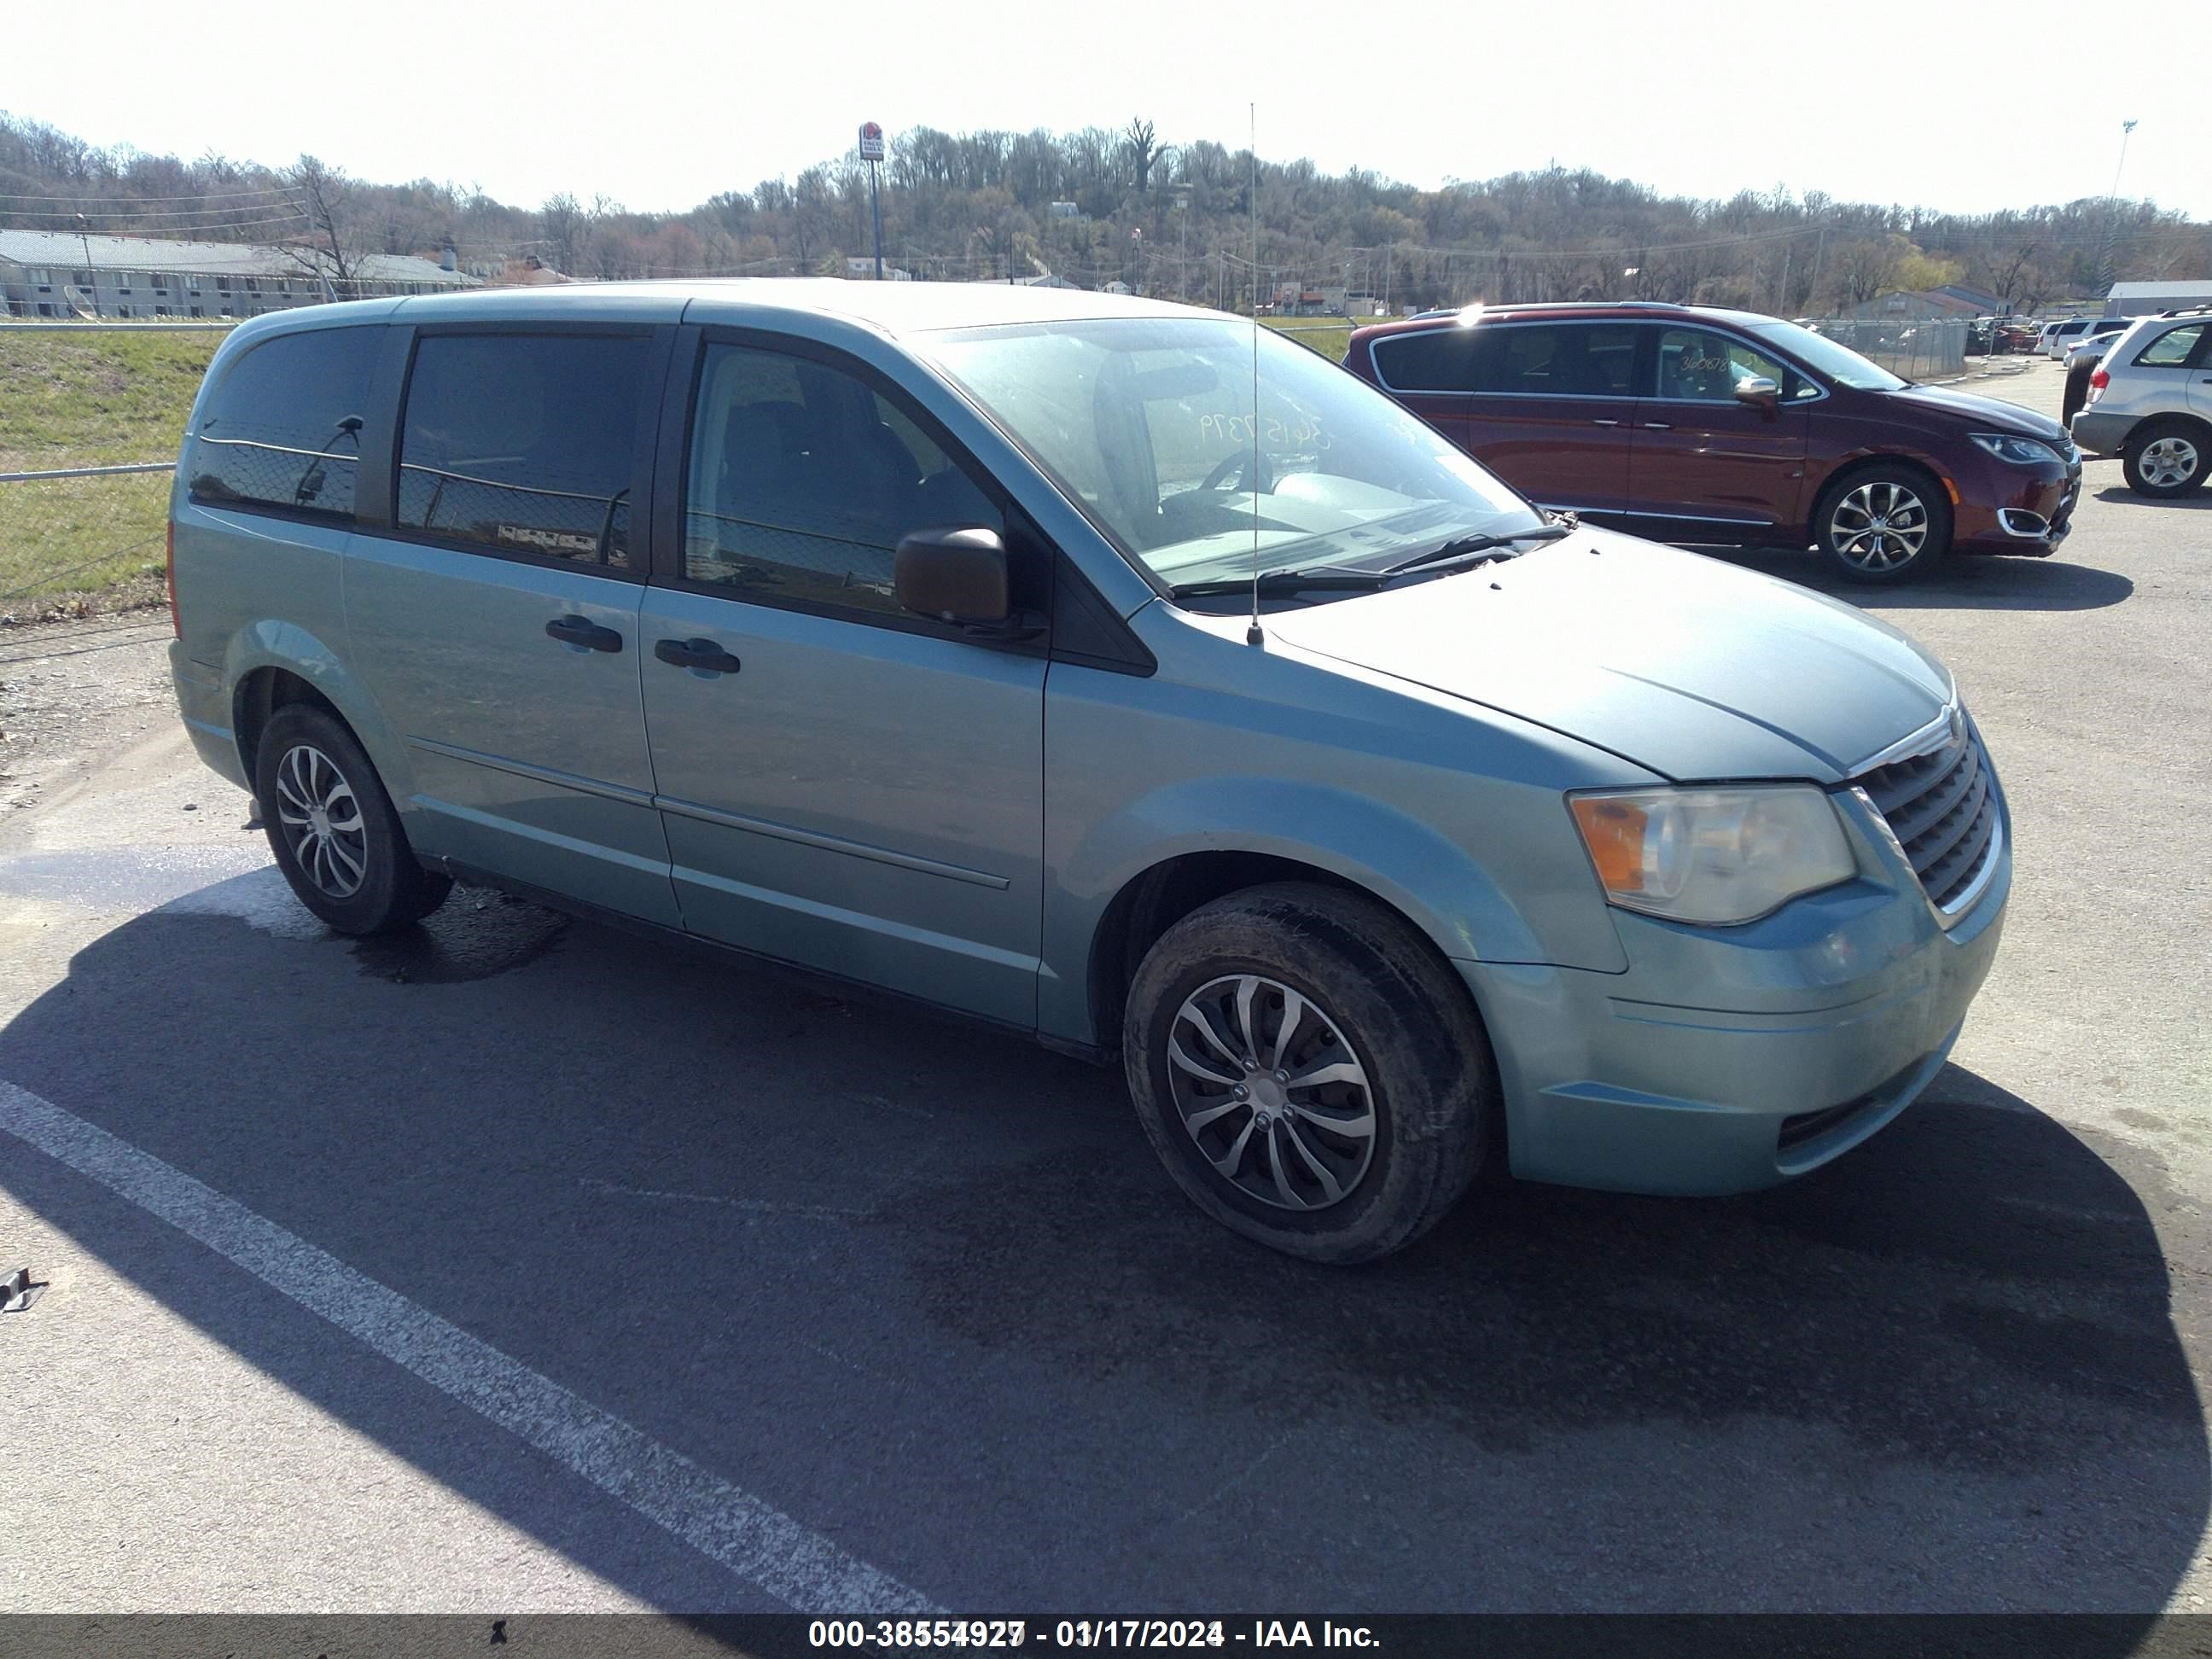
left=1854, top=725, right=1999, bottom=911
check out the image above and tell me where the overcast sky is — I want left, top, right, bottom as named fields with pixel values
left=7, top=0, right=2205, bottom=224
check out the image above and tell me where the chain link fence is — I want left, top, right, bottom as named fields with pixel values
left=0, top=463, right=174, bottom=620
left=1798, top=317, right=1972, bottom=381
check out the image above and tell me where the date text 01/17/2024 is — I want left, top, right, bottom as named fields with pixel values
left=805, top=1621, right=1382, bottom=1650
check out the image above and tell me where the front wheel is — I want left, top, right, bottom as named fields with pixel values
left=255, top=703, right=451, bottom=934
left=1814, top=467, right=1953, bottom=584
left=1122, top=882, right=1496, bottom=1264
left=2122, top=420, right=2209, bottom=497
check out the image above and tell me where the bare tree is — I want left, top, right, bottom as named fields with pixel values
left=1124, top=118, right=1170, bottom=196
left=280, top=154, right=361, bottom=291
left=540, top=193, right=591, bottom=275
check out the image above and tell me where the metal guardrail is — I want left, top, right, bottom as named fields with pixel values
left=0, top=322, right=235, bottom=333
left=0, top=462, right=176, bottom=483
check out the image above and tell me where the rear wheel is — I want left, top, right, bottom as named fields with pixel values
left=255, top=703, right=451, bottom=934
left=2122, top=420, right=2209, bottom=497
left=1123, top=882, right=1496, bottom=1264
left=1814, top=466, right=1952, bottom=584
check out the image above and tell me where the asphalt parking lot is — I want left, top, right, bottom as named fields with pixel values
left=0, top=356, right=2206, bottom=1620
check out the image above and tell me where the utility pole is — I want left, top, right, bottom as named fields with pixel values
left=76, top=213, right=99, bottom=317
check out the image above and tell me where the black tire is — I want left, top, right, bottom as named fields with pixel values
left=1122, top=882, right=1496, bottom=1264
left=2121, top=419, right=2209, bottom=498
left=2061, top=360, right=2095, bottom=428
left=253, top=703, right=451, bottom=934
left=1813, top=463, right=1953, bottom=585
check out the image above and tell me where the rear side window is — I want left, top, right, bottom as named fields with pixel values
left=1371, top=328, right=1482, bottom=393
left=683, top=341, right=1000, bottom=619
left=2134, top=323, right=2206, bottom=368
left=396, top=333, right=648, bottom=568
left=1472, top=324, right=1639, bottom=396
left=189, top=327, right=381, bottom=521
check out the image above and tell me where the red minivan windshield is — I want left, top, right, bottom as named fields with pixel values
left=1744, top=319, right=1910, bottom=393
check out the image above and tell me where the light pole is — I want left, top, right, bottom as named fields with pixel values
left=2101, top=119, right=2138, bottom=296
left=2109, top=118, right=2139, bottom=201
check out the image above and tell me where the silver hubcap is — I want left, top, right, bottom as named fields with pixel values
left=1830, top=480, right=1930, bottom=571
left=1165, top=974, right=1376, bottom=1211
left=273, top=743, right=368, bottom=899
left=2140, top=436, right=2201, bottom=489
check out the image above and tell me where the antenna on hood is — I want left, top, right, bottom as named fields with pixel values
left=1246, top=103, right=1264, bottom=649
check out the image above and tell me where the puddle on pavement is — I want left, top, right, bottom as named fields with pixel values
left=0, top=844, right=271, bottom=912
left=346, top=887, right=568, bottom=983
left=0, top=848, right=567, bottom=981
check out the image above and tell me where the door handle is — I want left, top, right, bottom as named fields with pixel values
left=1641, top=422, right=1673, bottom=430
left=1591, top=418, right=1621, bottom=427
left=655, top=637, right=742, bottom=675
left=544, top=615, right=622, bottom=653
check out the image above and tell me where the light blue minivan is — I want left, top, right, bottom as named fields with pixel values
left=167, top=281, right=2009, bottom=1261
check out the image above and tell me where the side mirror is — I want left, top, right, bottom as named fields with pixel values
left=1734, top=375, right=1781, bottom=415
left=895, top=526, right=1010, bottom=625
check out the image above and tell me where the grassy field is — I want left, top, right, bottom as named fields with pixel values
left=1260, top=316, right=1390, bottom=364
left=0, top=326, right=219, bottom=617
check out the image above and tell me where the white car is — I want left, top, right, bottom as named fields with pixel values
left=2043, top=316, right=2128, bottom=361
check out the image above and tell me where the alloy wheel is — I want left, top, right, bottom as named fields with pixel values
left=1829, top=480, right=1930, bottom=573
left=1165, top=974, right=1377, bottom=1211
left=273, top=742, right=369, bottom=899
left=2139, top=436, right=2202, bottom=490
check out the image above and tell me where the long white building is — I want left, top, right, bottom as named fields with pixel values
left=0, top=229, right=477, bottom=319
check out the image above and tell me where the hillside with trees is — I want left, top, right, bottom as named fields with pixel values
left=4, top=110, right=2205, bottom=314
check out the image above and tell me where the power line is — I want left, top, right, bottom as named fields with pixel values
left=0, top=184, right=294, bottom=203
left=1, top=201, right=307, bottom=223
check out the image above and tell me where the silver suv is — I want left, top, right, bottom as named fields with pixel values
left=2069, top=309, right=2212, bottom=496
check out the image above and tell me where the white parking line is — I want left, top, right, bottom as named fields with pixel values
left=0, top=1079, right=939, bottom=1615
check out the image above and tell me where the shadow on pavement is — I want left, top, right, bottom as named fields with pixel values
left=1687, top=545, right=2136, bottom=612
left=0, top=883, right=2202, bottom=1618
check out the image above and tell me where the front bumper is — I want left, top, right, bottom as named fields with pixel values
left=1458, top=781, right=2010, bottom=1196
left=1952, top=448, right=2080, bottom=556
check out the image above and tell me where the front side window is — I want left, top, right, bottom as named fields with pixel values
left=397, top=332, right=647, bottom=567
left=2134, top=323, right=2205, bottom=368
left=189, top=326, right=381, bottom=521
left=683, top=342, right=1000, bottom=618
left=925, top=315, right=1542, bottom=594
left=1653, top=327, right=1807, bottom=401
left=1743, top=318, right=1906, bottom=392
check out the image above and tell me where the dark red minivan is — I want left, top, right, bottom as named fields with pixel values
left=1344, top=301, right=2081, bottom=582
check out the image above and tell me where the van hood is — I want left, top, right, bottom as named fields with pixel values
left=1266, top=531, right=1954, bottom=783
left=1886, top=381, right=2069, bottom=442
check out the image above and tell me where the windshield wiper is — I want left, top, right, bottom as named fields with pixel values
left=1172, top=518, right=1576, bottom=600
left=1381, top=521, right=1572, bottom=576
left=1170, top=567, right=1391, bottom=598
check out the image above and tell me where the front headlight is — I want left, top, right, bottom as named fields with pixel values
left=1970, top=432, right=2062, bottom=465
left=1568, top=786, right=1858, bottom=926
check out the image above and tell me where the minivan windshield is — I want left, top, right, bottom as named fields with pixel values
left=1744, top=319, right=1909, bottom=392
left=925, top=317, right=1545, bottom=593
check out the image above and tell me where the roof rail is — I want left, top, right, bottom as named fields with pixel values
left=1477, top=299, right=1687, bottom=312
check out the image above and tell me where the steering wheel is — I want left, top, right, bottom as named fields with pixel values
left=1201, top=449, right=1272, bottom=494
